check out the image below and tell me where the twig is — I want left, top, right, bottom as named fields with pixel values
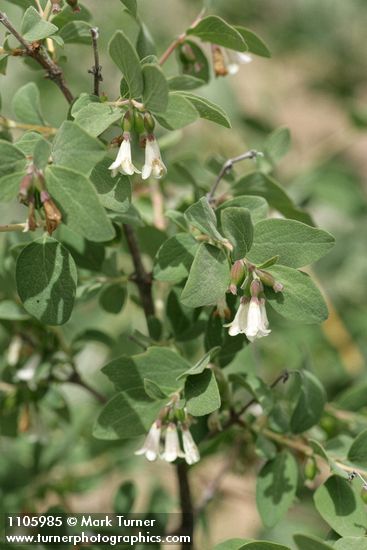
left=88, top=27, right=103, bottom=97
left=0, top=11, right=74, bottom=104
left=0, top=116, right=56, bottom=135
left=175, top=462, right=194, bottom=550
left=158, top=8, right=206, bottom=66
left=123, top=224, right=155, bottom=319
left=207, top=149, right=261, bottom=204
left=0, top=223, right=28, bottom=233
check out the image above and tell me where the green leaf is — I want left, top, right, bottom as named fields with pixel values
left=137, top=24, right=156, bottom=59
left=248, top=219, right=335, bottom=268
left=180, top=92, right=231, bottom=128
left=347, top=429, right=367, bottom=467
left=156, top=93, right=199, bottom=130
left=16, top=237, right=77, bottom=326
left=179, top=39, right=210, bottom=83
left=0, top=172, right=24, bottom=202
left=74, top=103, right=122, bottom=137
left=99, top=284, right=127, bottom=314
left=21, top=6, right=58, bottom=41
left=33, top=137, right=51, bottom=169
left=0, top=53, right=8, bottom=75
left=221, top=207, right=253, bottom=259
left=178, top=348, right=221, bottom=380
left=58, top=21, right=92, bottom=44
left=0, top=140, right=26, bottom=178
left=114, top=481, right=136, bottom=514
left=58, top=225, right=105, bottom=272
left=314, top=476, right=367, bottom=537
left=153, top=233, right=199, bottom=283
left=51, top=121, right=106, bottom=175
left=181, top=244, right=230, bottom=308
left=233, top=172, right=313, bottom=226
left=109, top=31, right=143, bottom=98
left=12, top=83, right=45, bottom=125
left=185, top=369, right=221, bottom=416
left=185, top=197, right=226, bottom=243
left=0, top=300, right=29, bottom=321
left=334, top=537, right=367, bottom=550
left=142, top=64, right=169, bottom=113
left=265, top=265, right=328, bottom=324
left=168, top=75, right=205, bottom=91
left=16, top=131, right=49, bottom=156
left=293, top=534, right=334, bottom=550
left=213, top=540, right=249, bottom=550
left=70, top=93, right=100, bottom=117
left=229, top=373, right=274, bottom=414
left=91, top=159, right=131, bottom=213
left=264, top=127, right=291, bottom=165
left=187, top=16, right=247, bottom=51
left=144, top=379, right=169, bottom=400
left=119, top=0, right=137, bottom=16
left=243, top=544, right=291, bottom=550
left=217, top=196, right=268, bottom=225
left=336, top=380, right=367, bottom=412
left=290, top=371, right=326, bottom=433
left=46, top=165, right=115, bottom=242
left=94, top=393, right=165, bottom=440
left=235, top=27, right=271, bottom=58
left=102, top=347, right=190, bottom=396
left=256, top=451, right=298, bottom=528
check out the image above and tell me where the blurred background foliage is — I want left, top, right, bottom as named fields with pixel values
left=1, top=0, right=367, bottom=548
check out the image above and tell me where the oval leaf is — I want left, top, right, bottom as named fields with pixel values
left=16, top=237, right=77, bottom=325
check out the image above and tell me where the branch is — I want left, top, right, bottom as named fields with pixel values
left=0, top=11, right=74, bottom=104
left=207, top=149, right=261, bottom=205
left=123, top=223, right=155, bottom=319
left=175, top=462, right=194, bottom=550
left=0, top=115, right=56, bottom=135
left=159, top=8, right=206, bottom=66
left=122, top=226, right=194, bottom=546
left=88, top=27, right=103, bottom=97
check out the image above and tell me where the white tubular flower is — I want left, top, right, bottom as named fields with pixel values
left=108, top=133, right=140, bottom=177
left=226, top=297, right=250, bottom=337
left=245, top=297, right=271, bottom=342
left=135, top=420, right=161, bottom=462
left=182, top=427, right=200, bottom=465
left=226, top=297, right=271, bottom=342
left=161, top=423, right=183, bottom=463
left=142, top=136, right=167, bottom=180
left=227, top=52, right=253, bottom=75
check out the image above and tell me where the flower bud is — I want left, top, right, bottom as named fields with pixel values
left=133, top=110, right=145, bottom=135
left=143, top=112, right=155, bottom=134
left=212, top=45, right=228, bottom=77
left=257, top=269, right=284, bottom=293
left=122, top=110, right=133, bottom=133
left=51, top=0, right=62, bottom=13
left=66, top=0, right=80, bottom=12
left=41, top=191, right=62, bottom=235
left=175, top=408, right=186, bottom=423
left=229, top=260, right=246, bottom=295
left=250, top=278, right=262, bottom=297
left=179, top=43, right=196, bottom=63
left=18, top=173, right=34, bottom=204
left=304, top=457, right=317, bottom=480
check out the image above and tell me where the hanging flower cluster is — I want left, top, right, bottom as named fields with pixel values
left=135, top=405, right=200, bottom=465
left=211, top=45, right=252, bottom=77
left=109, top=110, right=166, bottom=180
left=226, top=260, right=284, bottom=342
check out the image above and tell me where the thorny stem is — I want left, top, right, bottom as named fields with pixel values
left=0, top=11, right=74, bottom=104
left=158, top=8, right=206, bottom=66
left=207, top=149, right=261, bottom=204
left=89, top=27, right=103, bottom=97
